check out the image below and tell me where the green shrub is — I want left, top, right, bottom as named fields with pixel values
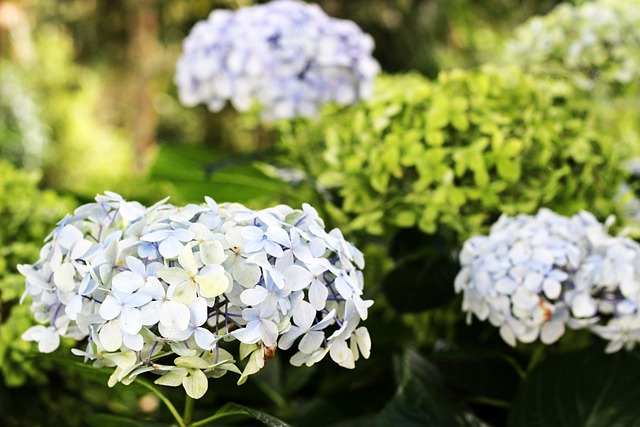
left=277, top=66, right=627, bottom=240
left=0, top=160, right=75, bottom=386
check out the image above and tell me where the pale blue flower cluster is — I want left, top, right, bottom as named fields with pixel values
left=456, top=208, right=640, bottom=352
left=20, top=192, right=372, bottom=398
left=174, top=0, right=380, bottom=120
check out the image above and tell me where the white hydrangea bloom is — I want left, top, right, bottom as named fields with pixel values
left=457, top=208, right=640, bottom=352
left=174, top=0, right=380, bottom=120
left=455, top=209, right=605, bottom=346
left=20, top=192, right=372, bottom=399
left=504, top=0, right=640, bottom=94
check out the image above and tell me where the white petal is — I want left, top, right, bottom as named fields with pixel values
left=278, top=327, right=305, bottom=350
left=123, top=332, right=144, bottom=351
left=194, top=327, right=216, bottom=350
left=260, top=320, right=279, bottom=348
left=190, top=297, right=208, bottom=327
left=38, top=330, right=61, bottom=353
left=267, top=226, right=291, bottom=247
left=540, top=320, right=565, bottom=344
left=200, top=241, right=226, bottom=265
left=158, top=268, right=190, bottom=286
left=355, top=327, right=371, bottom=359
left=53, top=263, right=77, bottom=292
left=195, top=266, right=230, bottom=298
left=141, top=230, right=170, bottom=243
left=112, top=271, right=145, bottom=293
left=240, top=286, right=269, bottom=306
left=99, top=295, right=122, bottom=320
left=329, top=339, right=354, bottom=369
left=299, top=330, right=324, bottom=353
left=160, top=237, right=184, bottom=259
left=284, top=265, right=313, bottom=291
left=178, top=245, right=198, bottom=275
left=160, top=301, right=191, bottom=331
left=100, top=321, right=123, bottom=352
left=292, top=300, right=316, bottom=330
left=120, top=307, right=143, bottom=335
left=542, top=278, right=561, bottom=300
left=126, top=256, right=147, bottom=277
left=232, top=261, right=261, bottom=288
left=571, top=293, right=597, bottom=318
left=309, top=280, right=329, bottom=311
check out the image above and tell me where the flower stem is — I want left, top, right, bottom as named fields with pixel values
left=183, top=395, right=195, bottom=426
left=135, top=378, right=186, bottom=427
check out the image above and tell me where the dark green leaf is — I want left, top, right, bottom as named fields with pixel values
left=195, top=402, right=292, bottom=427
left=508, top=346, right=640, bottom=427
left=376, top=349, right=488, bottom=427
left=149, top=144, right=286, bottom=204
left=85, top=413, right=144, bottom=427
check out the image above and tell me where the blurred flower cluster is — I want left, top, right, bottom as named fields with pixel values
left=504, top=0, right=640, bottom=94
left=456, top=208, right=640, bottom=352
left=174, top=0, right=380, bottom=120
left=20, top=192, right=372, bottom=398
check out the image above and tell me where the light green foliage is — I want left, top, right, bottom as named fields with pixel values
left=279, top=66, right=626, bottom=239
left=0, top=161, right=75, bottom=386
left=504, top=0, right=640, bottom=96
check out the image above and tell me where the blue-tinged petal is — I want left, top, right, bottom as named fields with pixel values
left=259, top=319, right=279, bottom=348
left=124, top=292, right=152, bottom=308
left=172, top=228, right=195, bottom=242
left=232, top=320, right=262, bottom=344
left=292, top=300, right=315, bottom=330
left=283, top=265, right=312, bottom=291
left=194, top=327, right=216, bottom=350
left=126, top=256, right=147, bottom=277
left=160, top=237, right=184, bottom=259
left=141, top=230, right=170, bottom=243
left=278, top=326, right=305, bottom=350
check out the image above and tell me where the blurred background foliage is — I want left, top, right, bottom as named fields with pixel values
left=2, top=0, right=640, bottom=426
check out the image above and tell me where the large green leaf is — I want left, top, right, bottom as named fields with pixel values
left=508, top=346, right=640, bottom=427
left=376, top=349, right=489, bottom=427
left=193, top=402, right=292, bottom=427
left=149, top=144, right=286, bottom=204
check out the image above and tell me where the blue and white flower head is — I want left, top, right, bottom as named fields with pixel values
left=455, top=209, right=605, bottom=347
left=504, top=0, right=640, bottom=94
left=574, top=233, right=640, bottom=353
left=174, top=0, right=380, bottom=121
left=19, top=193, right=372, bottom=398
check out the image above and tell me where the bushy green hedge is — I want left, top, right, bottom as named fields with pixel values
left=277, top=65, right=627, bottom=239
left=503, top=0, right=640, bottom=97
left=0, top=160, right=75, bottom=386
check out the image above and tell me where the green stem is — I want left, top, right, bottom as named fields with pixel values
left=135, top=379, right=186, bottom=427
left=189, top=410, right=248, bottom=427
left=464, top=395, right=511, bottom=408
left=183, top=395, right=195, bottom=426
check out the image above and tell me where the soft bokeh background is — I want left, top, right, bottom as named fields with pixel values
left=6, top=1, right=638, bottom=426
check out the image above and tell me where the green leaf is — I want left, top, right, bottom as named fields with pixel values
left=376, top=349, right=487, bottom=427
left=192, top=402, right=292, bottom=427
left=508, top=346, right=640, bottom=427
left=149, top=144, right=285, bottom=204
left=84, top=413, right=145, bottom=427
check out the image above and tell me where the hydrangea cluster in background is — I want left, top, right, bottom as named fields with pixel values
left=19, top=192, right=372, bottom=398
left=174, top=0, right=380, bottom=120
left=504, top=0, right=640, bottom=94
left=456, top=208, right=640, bottom=353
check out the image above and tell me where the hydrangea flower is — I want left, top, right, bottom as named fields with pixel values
left=457, top=207, right=640, bottom=352
left=504, top=0, right=640, bottom=95
left=174, top=0, right=380, bottom=120
left=19, top=193, right=372, bottom=399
